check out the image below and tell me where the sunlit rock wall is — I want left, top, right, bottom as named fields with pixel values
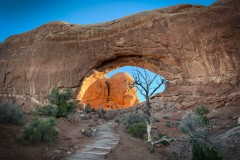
left=81, top=72, right=140, bottom=110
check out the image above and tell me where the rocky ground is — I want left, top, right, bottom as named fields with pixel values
left=0, top=103, right=239, bottom=160
left=0, top=115, right=94, bottom=160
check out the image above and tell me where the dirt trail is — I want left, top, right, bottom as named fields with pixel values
left=64, top=121, right=120, bottom=160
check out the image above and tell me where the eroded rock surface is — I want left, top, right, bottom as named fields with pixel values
left=0, top=0, right=239, bottom=111
left=82, top=73, right=139, bottom=110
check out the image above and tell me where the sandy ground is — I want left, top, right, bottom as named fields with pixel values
left=0, top=110, right=185, bottom=160
left=106, top=124, right=167, bottom=160
left=0, top=105, right=239, bottom=160
left=106, top=109, right=188, bottom=160
left=0, top=115, right=94, bottom=160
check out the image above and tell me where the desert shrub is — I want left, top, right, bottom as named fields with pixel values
left=162, top=140, right=171, bottom=146
left=199, top=115, right=209, bottom=124
left=36, top=105, right=58, bottom=117
left=154, top=106, right=162, bottom=112
left=162, top=115, right=169, bottom=119
left=192, top=142, right=222, bottom=160
left=18, top=117, right=58, bottom=145
left=158, top=133, right=167, bottom=139
left=195, top=106, right=210, bottom=124
left=165, top=121, right=172, bottom=127
left=83, top=103, right=93, bottom=114
left=36, top=88, right=76, bottom=118
left=178, top=112, right=216, bottom=160
left=179, top=113, right=210, bottom=137
left=46, top=87, right=72, bottom=106
left=128, top=123, right=147, bottom=139
left=154, top=117, right=160, bottom=122
left=158, top=133, right=170, bottom=146
left=114, top=118, right=121, bottom=124
left=97, top=109, right=106, bottom=119
left=57, top=102, right=76, bottom=117
left=123, top=113, right=145, bottom=129
left=66, top=111, right=79, bottom=121
left=175, top=121, right=180, bottom=127
left=195, top=106, right=209, bottom=116
left=0, top=103, right=24, bottom=124
left=176, top=118, right=181, bottom=121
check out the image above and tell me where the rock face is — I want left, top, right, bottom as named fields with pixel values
left=0, top=0, right=239, bottom=112
left=82, top=73, right=140, bottom=110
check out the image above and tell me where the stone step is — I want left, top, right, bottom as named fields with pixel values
left=81, top=147, right=111, bottom=153
left=92, top=142, right=119, bottom=146
left=97, top=137, right=120, bottom=141
left=95, top=137, right=119, bottom=141
left=94, top=137, right=120, bottom=141
left=85, top=145, right=112, bottom=150
left=63, top=121, right=120, bottom=160
left=93, top=139, right=119, bottom=142
left=78, top=151, right=108, bottom=156
left=64, top=153, right=105, bottom=160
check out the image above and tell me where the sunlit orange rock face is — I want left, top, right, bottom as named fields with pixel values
left=81, top=72, right=140, bottom=110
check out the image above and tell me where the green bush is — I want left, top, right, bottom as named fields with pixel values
left=158, top=133, right=170, bottom=146
left=200, top=115, right=209, bottom=124
left=195, top=106, right=209, bottom=116
left=165, top=121, right=172, bottom=127
left=162, top=115, right=169, bottom=119
left=97, top=109, right=106, bottom=119
left=18, top=117, right=58, bottom=145
left=195, top=106, right=210, bottom=124
left=114, top=118, right=121, bottom=124
left=36, top=105, right=58, bottom=117
left=0, top=103, right=24, bottom=124
left=192, top=142, right=222, bottom=160
left=83, top=103, right=93, bottom=114
left=176, top=118, right=181, bottom=121
left=46, top=87, right=72, bottom=106
left=57, top=102, right=76, bottom=117
left=128, top=123, right=147, bottom=139
left=158, top=133, right=167, bottom=139
left=124, top=113, right=145, bottom=129
left=36, top=88, right=76, bottom=118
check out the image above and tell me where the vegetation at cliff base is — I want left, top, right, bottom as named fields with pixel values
left=18, top=117, right=58, bottom=145
left=192, top=142, right=222, bottom=160
left=123, top=113, right=145, bottom=129
left=36, top=87, right=76, bottom=118
left=0, top=103, right=24, bottom=125
left=128, top=123, right=147, bottom=139
left=195, top=106, right=210, bottom=124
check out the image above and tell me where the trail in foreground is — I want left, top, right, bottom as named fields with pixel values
left=64, top=121, right=120, bottom=160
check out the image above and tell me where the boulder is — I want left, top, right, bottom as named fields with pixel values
left=81, top=78, right=109, bottom=109
left=81, top=72, right=140, bottom=110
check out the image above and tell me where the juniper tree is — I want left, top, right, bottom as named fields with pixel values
left=132, top=68, right=171, bottom=151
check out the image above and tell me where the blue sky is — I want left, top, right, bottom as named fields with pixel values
left=0, top=0, right=215, bottom=42
left=107, top=66, right=166, bottom=102
left=0, top=0, right=216, bottom=102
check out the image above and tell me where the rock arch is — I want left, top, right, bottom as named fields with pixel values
left=0, top=0, right=239, bottom=109
left=77, top=56, right=171, bottom=101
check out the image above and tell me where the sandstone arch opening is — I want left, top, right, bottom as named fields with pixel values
left=107, top=66, right=166, bottom=103
left=77, top=64, right=167, bottom=110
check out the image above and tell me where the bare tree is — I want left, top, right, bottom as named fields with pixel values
left=132, top=68, right=171, bottom=151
